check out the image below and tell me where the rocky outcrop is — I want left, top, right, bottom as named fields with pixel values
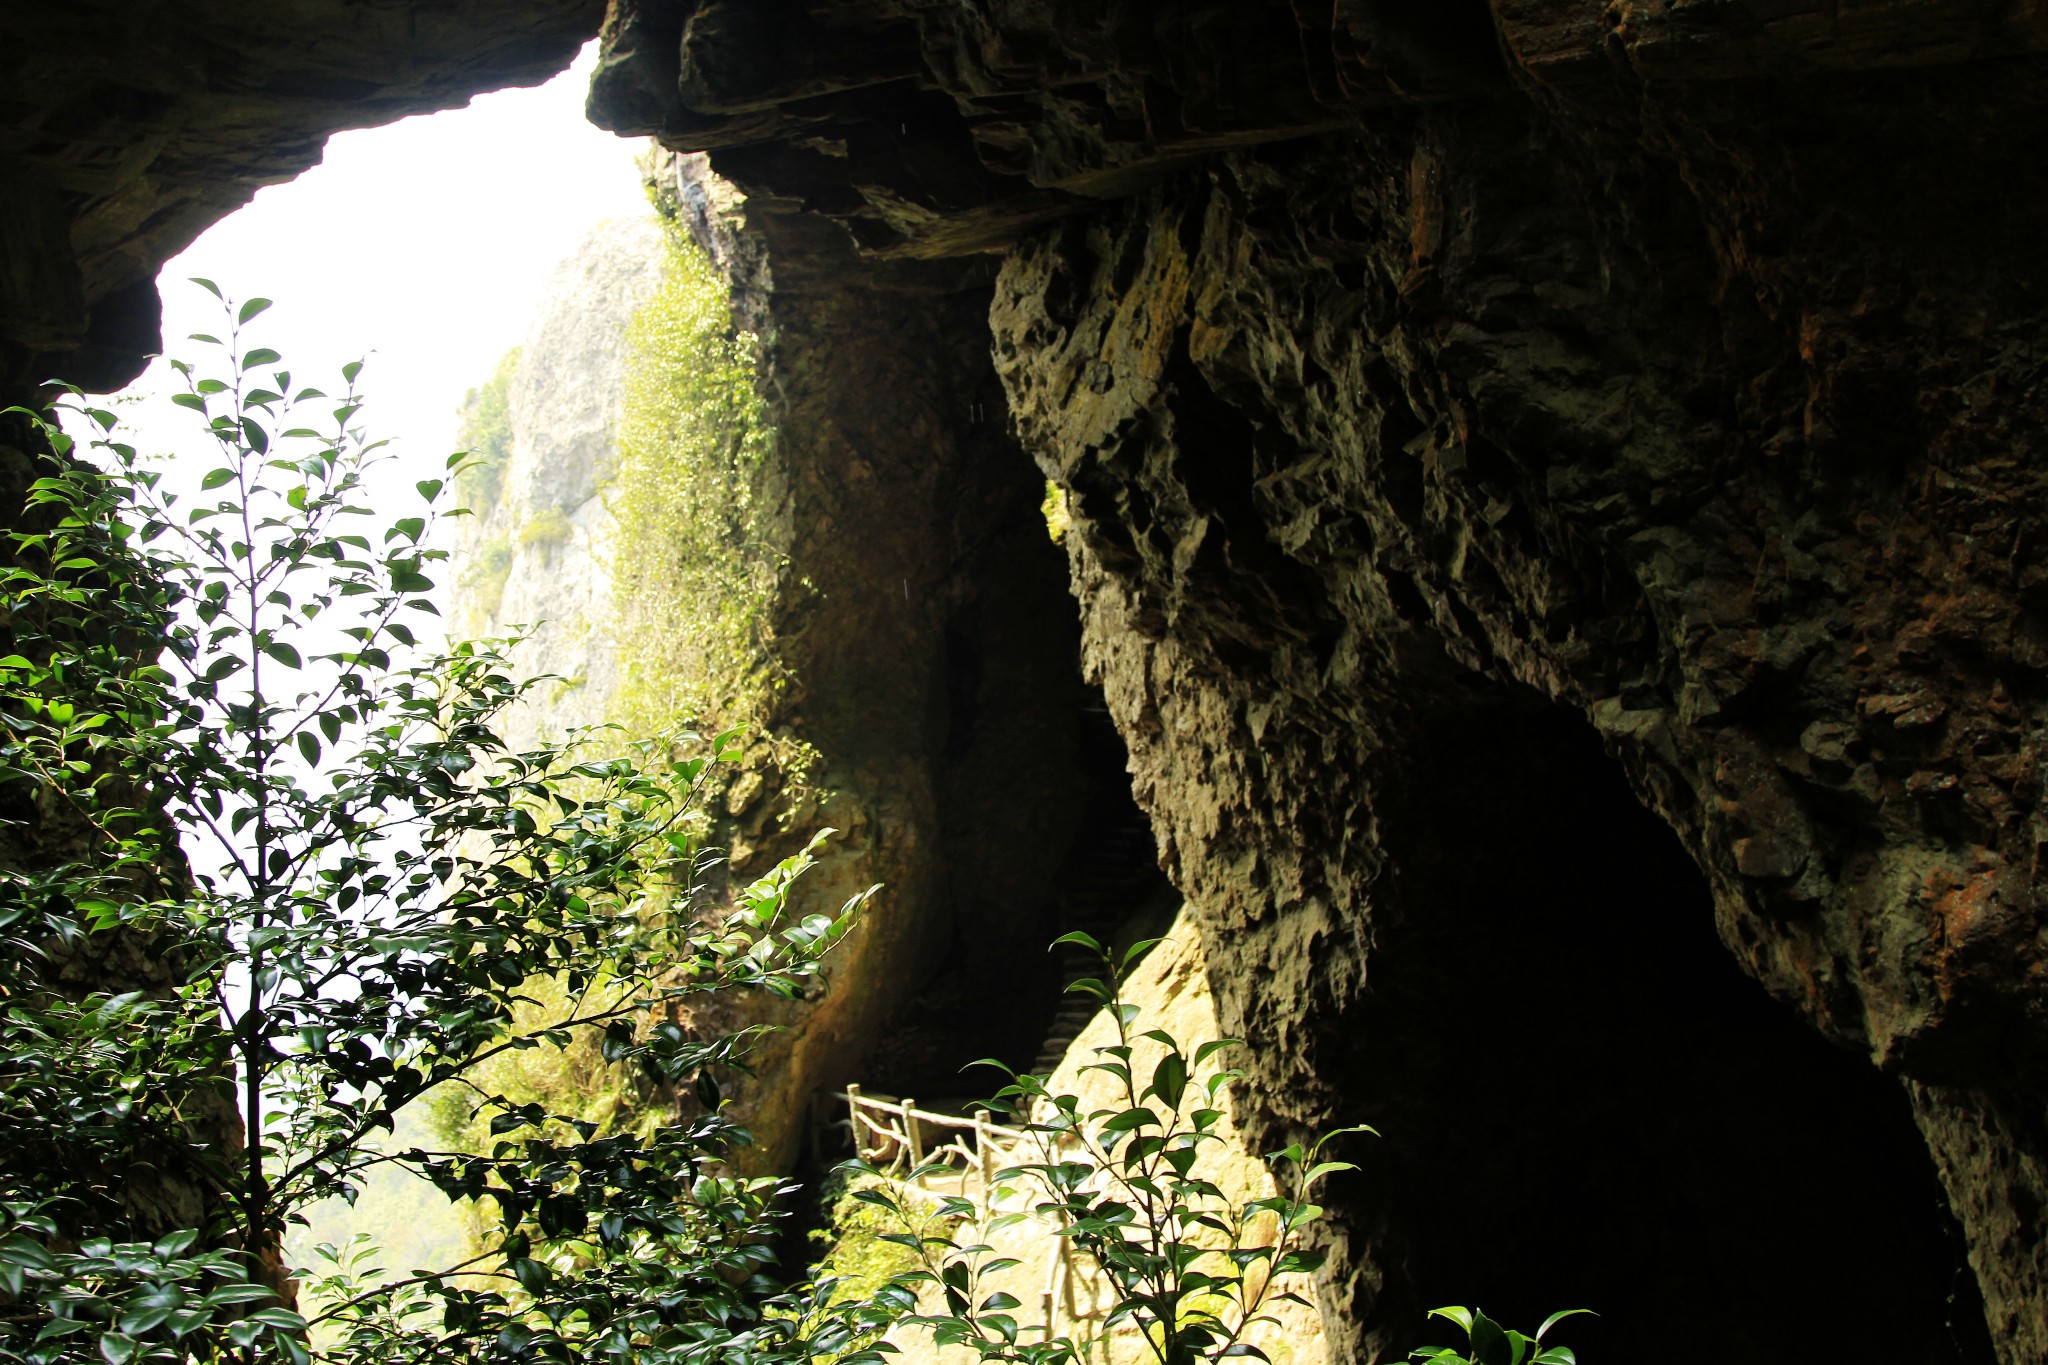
left=665, top=163, right=1132, bottom=1173
left=583, top=3, right=2048, bottom=1360
left=451, top=160, right=1135, bottom=1178
left=10, top=0, right=2048, bottom=1360
left=0, top=0, right=601, bottom=396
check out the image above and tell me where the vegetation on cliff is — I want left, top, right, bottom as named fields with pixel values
left=604, top=218, right=776, bottom=745
left=450, top=347, right=520, bottom=625
left=0, top=296, right=878, bottom=1365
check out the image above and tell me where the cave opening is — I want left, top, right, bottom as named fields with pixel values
left=1341, top=702, right=1996, bottom=1364
left=825, top=441, right=1177, bottom=1114
left=854, top=663, right=1176, bottom=1107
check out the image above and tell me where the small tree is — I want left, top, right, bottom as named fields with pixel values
left=848, top=931, right=1361, bottom=1365
left=848, top=935, right=1589, bottom=1365
left=0, top=286, right=886, bottom=1365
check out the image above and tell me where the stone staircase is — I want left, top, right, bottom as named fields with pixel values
left=1028, top=807, right=1174, bottom=1076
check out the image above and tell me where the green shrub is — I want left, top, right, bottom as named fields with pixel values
left=603, top=220, right=778, bottom=744
left=517, top=505, right=573, bottom=551
left=457, top=530, right=514, bottom=623
left=0, top=295, right=882, bottom=1365
left=455, top=345, right=519, bottom=514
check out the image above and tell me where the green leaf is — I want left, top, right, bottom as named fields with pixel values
left=297, top=731, right=320, bottom=766
left=240, top=416, right=269, bottom=455
left=1148, top=1052, right=1188, bottom=1109
left=200, top=1285, right=277, bottom=1308
left=415, top=478, right=443, bottom=501
left=1536, top=1311, right=1595, bottom=1341
left=238, top=298, right=273, bottom=324
left=200, top=467, right=235, bottom=490
left=265, top=641, right=302, bottom=669
left=242, top=346, right=282, bottom=368
left=1099, top=1107, right=1157, bottom=1134
left=1469, top=1311, right=1511, bottom=1365
left=99, top=1331, right=138, bottom=1365
left=190, top=277, right=223, bottom=299
left=153, top=1229, right=199, bottom=1257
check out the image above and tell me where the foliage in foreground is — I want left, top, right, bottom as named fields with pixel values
left=1409, top=1307, right=1590, bottom=1365
left=848, top=934, right=1589, bottom=1365
left=847, top=931, right=1356, bottom=1365
left=0, top=287, right=879, bottom=1365
left=0, top=281, right=1589, bottom=1365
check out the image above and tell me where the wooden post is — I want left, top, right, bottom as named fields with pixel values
left=1059, top=1237, right=1077, bottom=1318
left=1041, top=1236, right=1062, bottom=1339
left=845, top=1085, right=864, bottom=1161
left=903, top=1097, right=923, bottom=1166
left=973, top=1108, right=993, bottom=1223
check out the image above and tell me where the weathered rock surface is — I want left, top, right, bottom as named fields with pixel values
left=451, top=214, right=665, bottom=748
left=10, top=0, right=2048, bottom=1360
left=668, top=160, right=1125, bottom=1173
left=0, top=0, right=601, bottom=395
left=583, top=2, right=2048, bottom=1359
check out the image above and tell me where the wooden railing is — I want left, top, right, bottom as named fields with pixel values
left=839, top=1088, right=1029, bottom=1199
left=836, top=1086, right=1082, bottom=1336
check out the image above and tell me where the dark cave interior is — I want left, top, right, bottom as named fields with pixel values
left=856, top=680, right=1174, bottom=1106
left=1336, top=702, right=1996, bottom=1364
left=851, top=490, right=1175, bottom=1108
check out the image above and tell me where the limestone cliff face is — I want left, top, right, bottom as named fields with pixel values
left=452, top=167, right=1114, bottom=1180
left=451, top=214, right=664, bottom=751
left=652, top=158, right=1111, bottom=1174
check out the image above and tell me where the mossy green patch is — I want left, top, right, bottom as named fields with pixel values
left=604, top=222, right=771, bottom=737
left=809, top=1173, right=957, bottom=1308
left=603, top=216, right=818, bottom=799
left=455, top=345, right=519, bottom=515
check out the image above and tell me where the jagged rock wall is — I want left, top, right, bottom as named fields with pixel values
left=684, top=189, right=1096, bottom=1171
left=9, top=1, right=2048, bottom=1360
left=982, top=82, right=2048, bottom=1364
left=583, top=3, right=2048, bottom=1360
left=444, top=181, right=1097, bottom=1175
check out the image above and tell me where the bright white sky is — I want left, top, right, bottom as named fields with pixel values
left=122, top=40, right=648, bottom=482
